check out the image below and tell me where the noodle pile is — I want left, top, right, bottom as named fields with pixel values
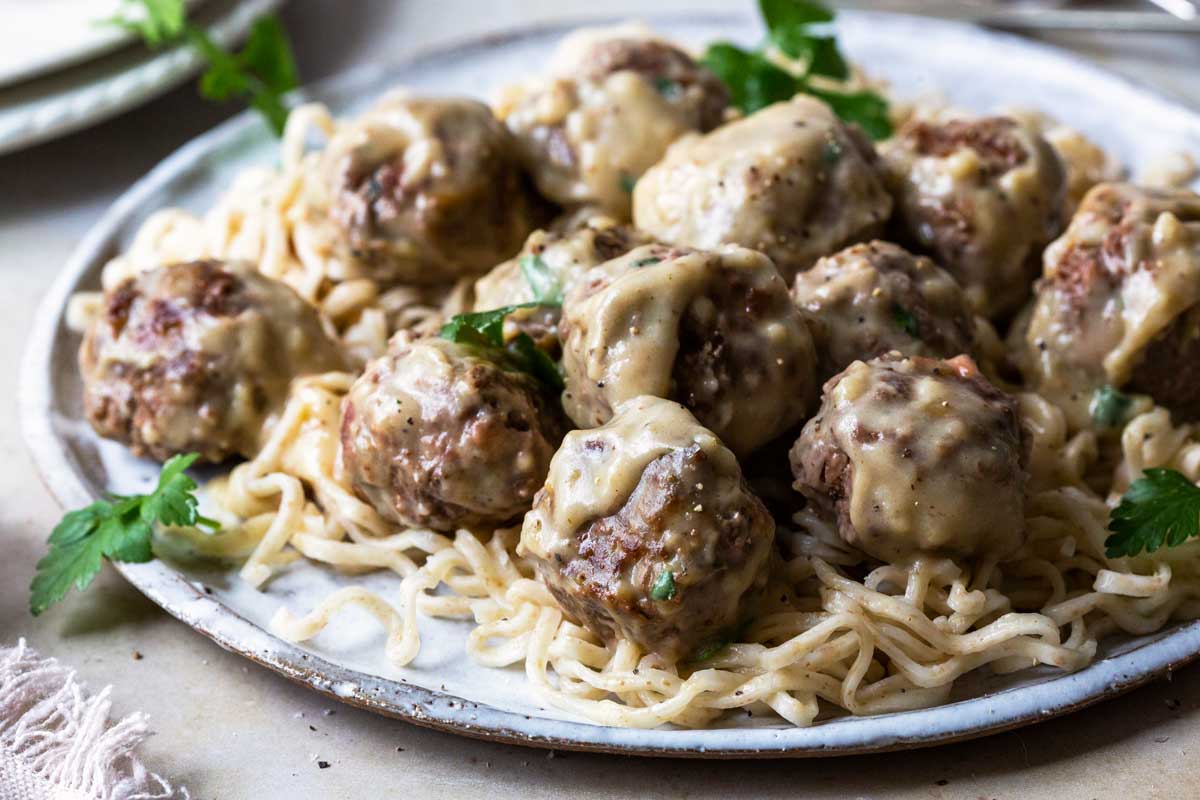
left=81, top=103, right=1200, bottom=729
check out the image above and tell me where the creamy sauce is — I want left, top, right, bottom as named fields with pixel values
left=473, top=215, right=649, bottom=310
left=632, top=96, right=892, bottom=281
left=560, top=243, right=817, bottom=455
left=795, top=356, right=1025, bottom=561
left=881, top=114, right=1066, bottom=318
left=80, top=260, right=345, bottom=462
left=496, top=27, right=725, bottom=218
left=792, top=241, right=975, bottom=379
left=1024, top=183, right=1200, bottom=427
left=521, top=395, right=733, bottom=559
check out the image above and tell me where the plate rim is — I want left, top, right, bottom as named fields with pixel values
left=0, top=0, right=285, bottom=157
left=18, top=9, right=1200, bottom=758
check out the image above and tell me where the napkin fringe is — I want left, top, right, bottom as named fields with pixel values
left=0, top=639, right=186, bottom=800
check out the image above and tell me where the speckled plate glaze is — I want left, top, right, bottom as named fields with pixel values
left=19, top=10, right=1200, bottom=757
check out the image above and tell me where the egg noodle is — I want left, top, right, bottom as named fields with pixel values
left=80, top=103, right=1200, bottom=730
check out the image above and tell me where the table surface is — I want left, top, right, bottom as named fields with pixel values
left=3, top=2, right=1200, bottom=798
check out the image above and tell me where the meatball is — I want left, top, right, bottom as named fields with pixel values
left=1021, top=183, right=1200, bottom=427
left=326, top=95, right=545, bottom=286
left=496, top=27, right=729, bottom=218
left=791, top=353, right=1027, bottom=562
left=560, top=243, right=819, bottom=456
left=519, top=395, right=775, bottom=659
left=880, top=114, right=1067, bottom=318
left=340, top=337, right=565, bottom=531
left=792, top=241, right=976, bottom=381
left=472, top=215, right=652, bottom=352
left=80, top=260, right=346, bottom=463
left=632, top=96, right=893, bottom=282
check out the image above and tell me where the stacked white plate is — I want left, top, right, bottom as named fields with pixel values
left=0, top=0, right=285, bottom=156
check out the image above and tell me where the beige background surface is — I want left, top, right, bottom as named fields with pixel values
left=3, top=2, right=1200, bottom=798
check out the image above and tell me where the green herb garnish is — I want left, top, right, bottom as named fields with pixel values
left=100, top=0, right=185, bottom=45
left=439, top=305, right=564, bottom=392
left=650, top=569, right=677, bottom=601
left=690, top=637, right=731, bottom=663
left=104, top=0, right=298, bottom=135
left=632, top=257, right=662, bottom=268
left=760, top=0, right=848, bottom=80
left=518, top=254, right=564, bottom=305
left=1090, top=385, right=1133, bottom=430
left=654, top=76, right=682, bottom=99
left=821, top=137, right=843, bottom=166
left=891, top=303, right=920, bottom=339
left=1105, top=468, right=1200, bottom=558
left=618, top=172, right=637, bottom=194
left=30, top=453, right=219, bottom=615
left=701, top=0, right=892, bottom=138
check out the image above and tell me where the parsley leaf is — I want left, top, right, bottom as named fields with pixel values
left=702, top=44, right=796, bottom=115
left=104, top=1, right=298, bottom=136
left=804, top=86, right=892, bottom=141
left=1105, top=468, right=1200, bottom=558
left=760, top=0, right=833, bottom=31
left=439, top=305, right=565, bottom=392
left=891, top=303, right=920, bottom=339
left=702, top=0, right=891, bottom=139
left=1090, top=385, right=1133, bottom=430
left=654, top=76, right=682, bottom=99
left=30, top=453, right=219, bottom=615
left=518, top=254, right=564, bottom=305
left=100, top=0, right=185, bottom=47
left=650, top=569, right=677, bottom=601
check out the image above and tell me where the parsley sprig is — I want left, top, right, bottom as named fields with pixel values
left=702, top=0, right=892, bottom=139
left=891, top=303, right=920, bottom=339
left=1105, top=468, right=1200, bottom=558
left=104, top=0, right=298, bottom=135
left=518, top=255, right=564, bottom=305
left=1090, top=385, right=1133, bottom=430
left=439, top=305, right=565, bottom=392
left=30, top=453, right=219, bottom=615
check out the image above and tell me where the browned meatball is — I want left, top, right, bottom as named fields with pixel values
left=881, top=115, right=1067, bottom=318
left=326, top=96, right=545, bottom=285
left=472, top=214, right=652, bottom=353
left=560, top=243, right=819, bottom=456
left=497, top=28, right=729, bottom=217
left=791, top=354, right=1026, bottom=562
left=1020, top=182, right=1200, bottom=427
left=520, top=396, right=774, bottom=659
left=633, top=96, right=894, bottom=282
left=340, top=337, right=565, bottom=531
left=792, top=241, right=976, bottom=381
left=79, top=260, right=346, bottom=463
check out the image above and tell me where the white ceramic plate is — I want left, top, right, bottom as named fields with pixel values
left=19, top=11, right=1200, bottom=757
left=0, top=0, right=282, bottom=156
left=0, top=0, right=208, bottom=89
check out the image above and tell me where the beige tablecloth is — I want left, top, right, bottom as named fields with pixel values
left=2, top=2, right=1199, bottom=797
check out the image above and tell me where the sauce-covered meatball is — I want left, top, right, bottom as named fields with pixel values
left=497, top=27, right=729, bottom=218
left=881, top=115, right=1066, bottom=318
left=472, top=215, right=652, bottom=352
left=80, top=260, right=346, bottom=463
left=520, top=395, right=775, bottom=659
left=1021, top=183, right=1200, bottom=427
left=792, top=241, right=975, bottom=381
left=326, top=95, right=545, bottom=285
left=633, top=96, right=893, bottom=282
left=560, top=243, right=818, bottom=456
left=340, top=337, right=565, bottom=531
left=791, top=353, right=1026, bottom=562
